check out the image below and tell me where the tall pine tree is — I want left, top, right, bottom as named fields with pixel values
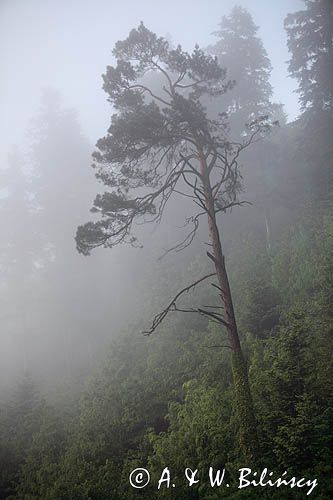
left=285, top=0, right=333, bottom=113
left=208, top=6, right=281, bottom=135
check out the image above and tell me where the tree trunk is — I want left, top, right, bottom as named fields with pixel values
left=200, top=156, right=259, bottom=461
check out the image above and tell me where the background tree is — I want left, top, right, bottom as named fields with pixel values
left=0, top=148, right=36, bottom=384
left=0, top=375, right=44, bottom=498
left=76, top=23, right=271, bottom=460
left=285, top=0, right=333, bottom=113
left=27, top=89, right=112, bottom=384
left=285, top=0, right=333, bottom=202
left=1, top=5, right=332, bottom=497
left=208, top=5, right=282, bottom=136
left=206, top=5, right=286, bottom=254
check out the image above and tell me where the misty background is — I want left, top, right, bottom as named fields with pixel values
left=0, top=0, right=307, bottom=391
left=1, top=0, right=302, bottom=154
left=0, top=0, right=332, bottom=498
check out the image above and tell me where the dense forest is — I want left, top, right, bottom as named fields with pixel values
left=0, top=1, right=332, bottom=499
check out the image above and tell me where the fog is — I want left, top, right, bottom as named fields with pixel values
left=1, top=0, right=302, bottom=156
left=0, top=0, right=303, bottom=392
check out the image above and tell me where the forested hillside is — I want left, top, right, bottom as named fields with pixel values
left=0, top=1, right=332, bottom=499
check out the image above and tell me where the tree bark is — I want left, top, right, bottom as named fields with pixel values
left=199, top=156, right=259, bottom=461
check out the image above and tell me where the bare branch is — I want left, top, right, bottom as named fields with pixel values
left=197, top=308, right=230, bottom=328
left=143, top=273, right=216, bottom=335
left=158, top=212, right=204, bottom=259
left=206, top=251, right=218, bottom=265
left=128, top=84, right=171, bottom=107
left=176, top=79, right=206, bottom=89
left=215, top=200, right=252, bottom=215
left=179, top=153, right=202, bottom=179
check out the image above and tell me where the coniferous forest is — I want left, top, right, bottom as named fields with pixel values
left=0, top=1, right=332, bottom=498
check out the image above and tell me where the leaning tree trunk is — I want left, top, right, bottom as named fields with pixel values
left=200, top=156, right=259, bottom=461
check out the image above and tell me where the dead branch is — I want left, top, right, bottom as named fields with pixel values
left=143, top=272, right=216, bottom=335
left=197, top=308, right=230, bottom=328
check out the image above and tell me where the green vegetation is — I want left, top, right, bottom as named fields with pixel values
left=0, top=1, right=332, bottom=498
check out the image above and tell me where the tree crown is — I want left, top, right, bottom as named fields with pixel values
left=285, top=0, right=333, bottom=112
left=76, top=23, right=269, bottom=256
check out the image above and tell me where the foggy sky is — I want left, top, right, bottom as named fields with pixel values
left=0, top=0, right=308, bottom=390
left=1, top=0, right=303, bottom=166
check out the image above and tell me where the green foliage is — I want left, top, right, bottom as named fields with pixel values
left=285, top=0, right=333, bottom=112
left=1, top=6, right=333, bottom=499
left=1, top=207, right=331, bottom=499
left=148, top=380, right=232, bottom=499
left=75, top=22, right=269, bottom=256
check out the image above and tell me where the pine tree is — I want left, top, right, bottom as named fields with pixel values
left=76, top=23, right=272, bottom=461
left=285, top=0, right=333, bottom=113
left=27, top=89, right=108, bottom=380
left=0, top=148, right=36, bottom=378
left=208, top=6, right=279, bottom=135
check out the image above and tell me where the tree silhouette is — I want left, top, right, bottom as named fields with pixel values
left=76, top=23, right=270, bottom=460
left=208, top=6, right=281, bottom=136
left=285, top=0, right=333, bottom=112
